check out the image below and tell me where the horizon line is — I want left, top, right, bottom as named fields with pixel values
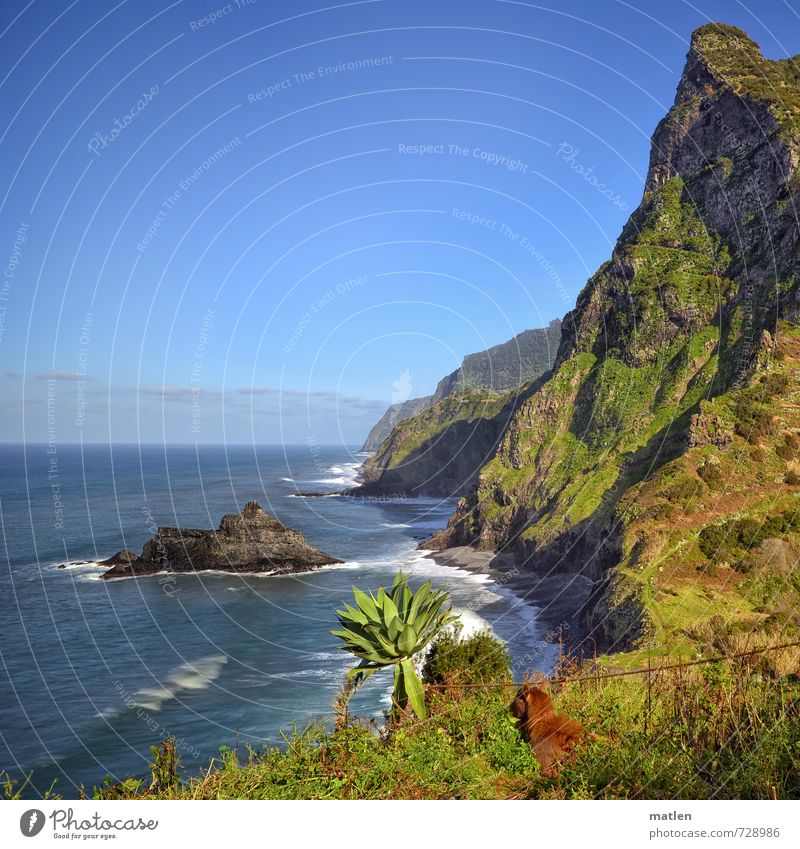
left=0, top=441, right=367, bottom=448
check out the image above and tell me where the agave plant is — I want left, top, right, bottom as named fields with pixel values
left=331, top=572, right=459, bottom=719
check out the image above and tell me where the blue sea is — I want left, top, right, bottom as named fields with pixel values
left=0, top=443, right=556, bottom=798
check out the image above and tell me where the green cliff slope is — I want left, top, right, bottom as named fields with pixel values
left=360, top=321, right=561, bottom=453
left=374, top=24, right=800, bottom=657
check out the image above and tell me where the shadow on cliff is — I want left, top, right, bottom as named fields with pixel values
left=350, top=375, right=551, bottom=501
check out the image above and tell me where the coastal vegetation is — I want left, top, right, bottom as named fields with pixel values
left=75, top=630, right=800, bottom=800
left=332, top=573, right=459, bottom=719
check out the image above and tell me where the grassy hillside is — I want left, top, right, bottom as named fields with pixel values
left=589, top=323, right=800, bottom=664
left=421, top=24, right=800, bottom=660
left=355, top=389, right=521, bottom=497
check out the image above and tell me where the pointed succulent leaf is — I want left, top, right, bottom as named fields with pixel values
left=348, top=661, right=384, bottom=684
left=331, top=627, right=388, bottom=660
left=393, top=660, right=406, bottom=710
left=407, top=580, right=432, bottom=623
left=412, top=602, right=445, bottom=637
left=400, top=658, right=426, bottom=719
left=340, top=602, right=369, bottom=625
left=399, top=584, right=412, bottom=618
left=366, top=625, right=401, bottom=659
left=381, top=593, right=399, bottom=626
left=390, top=572, right=408, bottom=601
left=336, top=610, right=369, bottom=625
left=352, top=587, right=381, bottom=622
left=387, top=616, right=403, bottom=643
left=397, top=622, right=419, bottom=656
left=334, top=620, right=378, bottom=645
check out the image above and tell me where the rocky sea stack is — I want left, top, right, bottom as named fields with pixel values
left=100, top=501, right=341, bottom=579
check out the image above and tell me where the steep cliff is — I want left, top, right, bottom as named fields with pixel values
left=354, top=389, right=524, bottom=498
left=423, top=24, right=800, bottom=656
left=361, top=396, right=433, bottom=453
left=431, top=320, right=562, bottom=402
left=360, top=320, right=561, bottom=452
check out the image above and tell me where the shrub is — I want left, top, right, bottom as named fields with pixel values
left=698, top=460, right=724, bottom=489
left=699, top=508, right=800, bottom=565
left=422, top=628, right=512, bottom=686
left=697, top=560, right=720, bottom=577
left=764, top=373, right=790, bottom=396
left=698, top=523, right=733, bottom=561
left=664, top=473, right=704, bottom=505
left=734, top=379, right=786, bottom=443
left=648, top=502, right=678, bottom=521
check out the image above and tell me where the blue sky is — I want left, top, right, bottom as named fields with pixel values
left=1, top=0, right=799, bottom=444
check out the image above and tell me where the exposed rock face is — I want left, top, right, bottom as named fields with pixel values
left=360, top=320, right=561, bottom=453
left=412, top=24, right=800, bottom=653
left=100, top=501, right=341, bottom=579
left=688, top=409, right=734, bottom=447
left=431, top=321, right=562, bottom=402
left=361, top=396, right=433, bottom=453
left=99, top=549, right=139, bottom=567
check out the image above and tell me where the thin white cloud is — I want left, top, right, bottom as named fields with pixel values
left=35, top=371, right=86, bottom=381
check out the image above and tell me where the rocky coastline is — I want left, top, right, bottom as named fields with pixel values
left=423, top=545, right=594, bottom=646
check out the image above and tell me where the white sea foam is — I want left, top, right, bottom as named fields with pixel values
left=309, top=476, right=355, bottom=486
left=269, top=667, right=347, bottom=681
left=100, top=654, right=229, bottom=718
left=311, top=461, right=362, bottom=487
left=303, top=651, right=342, bottom=662
left=449, top=607, right=495, bottom=638
left=54, top=560, right=108, bottom=571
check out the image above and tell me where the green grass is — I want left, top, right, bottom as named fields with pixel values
left=371, top=390, right=512, bottom=468
left=31, top=632, right=794, bottom=801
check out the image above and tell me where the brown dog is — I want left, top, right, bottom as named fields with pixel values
left=510, top=682, right=593, bottom=777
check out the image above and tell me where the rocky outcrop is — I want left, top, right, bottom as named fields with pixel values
left=360, top=320, right=561, bottom=453
left=688, top=407, right=734, bottom=447
left=99, top=549, right=139, bottom=568
left=100, top=501, right=341, bottom=579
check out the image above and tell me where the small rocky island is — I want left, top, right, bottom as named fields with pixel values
left=98, top=501, right=341, bottom=579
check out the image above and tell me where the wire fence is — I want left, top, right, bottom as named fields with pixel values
left=427, top=639, right=800, bottom=688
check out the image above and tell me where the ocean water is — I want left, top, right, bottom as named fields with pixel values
left=0, top=443, right=556, bottom=797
